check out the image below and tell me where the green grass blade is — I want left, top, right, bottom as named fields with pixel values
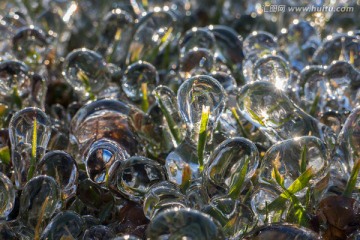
left=284, top=167, right=314, bottom=196
left=228, top=158, right=249, bottom=199
left=108, top=29, right=122, bottom=63
left=77, top=70, right=95, bottom=100
left=180, top=163, right=191, bottom=192
left=309, top=92, right=320, bottom=117
left=27, top=117, right=37, bottom=181
left=198, top=106, right=210, bottom=172
left=287, top=202, right=309, bottom=227
left=343, top=159, right=360, bottom=197
left=247, top=108, right=265, bottom=126
left=162, top=44, right=171, bottom=70
left=271, top=153, right=285, bottom=187
left=267, top=195, right=288, bottom=212
left=231, top=107, right=249, bottom=138
left=12, top=87, right=22, bottom=109
left=155, top=92, right=182, bottom=144
left=268, top=167, right=314, bottom=213
left=264, top=202, right=269, bottom=223
left=141, top=82, right=149, bottom=112
left=0, top=146, right=10, bottom=165
left=300, top=145, right=307, bottom=174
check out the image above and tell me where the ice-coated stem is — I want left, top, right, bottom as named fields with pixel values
left=231, top=107, right=249, bottom=138
left=180, top=163, right=191, bottom=192
left=198, top=105, right=210, bottom=172
left=141, top=82, right=149, bottom=112
left=155, top=92, right=182, bottom=144
left=77, top=69, right=95, bottom=101
left=27, top=117, right=37, bottom=181
left=343, top=159, right=360, bottom=197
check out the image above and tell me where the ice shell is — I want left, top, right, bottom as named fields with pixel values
left=250, top=183, right=289, bottom=224
left=12, top=27, right=48, bottom=66
left=243, top=31, right=278, bottom=58
left=313, top=34, right=360, bottom=70
left=0, top=60, right=30, bottom=96
left=143, top=181, right=186, bottom=219
left=98, top=9, right=134, bottom=65
left=116, top=156, right=166, bottom=202
left=180, top=27, right=216, bottom=55
left=177, top=75, right=226, bottom=135
left=63, top=48, right=111, bottom=97
left=252, top=55, right=290, bottom=90
left=259, top=136, right=329, bottom=196
left=37, top=150, right=78, bottom=199
left=85, top=138, right=128, bottom=184
left=40, top=211, right=84, bottom=240
left=146, top=208, right=225, bottom=239
left=179, top=48, right=214, bottom=79
left=338, top=106, right=360, bottom=185
left=19, top=175, right=61, bottom=228
left=126, top=10, right=178, bottom=64
left=209, top=25, right=244, bottom=67
left=237, top=81, right=335, bottom=146
left=165, top=139, right=199, bottom=185
left=202, top=196, right=255, bottom=238
left=204, top=137, right=259, bottom=199
left=0, top=172, right=15, bottom=219
left=121, top=61, right=159, bottom=102
left=70, top=99, right=141, bottom=159
left=210, top=71, right=237, bottom=92
left=9, top=107, right=52, bottom=188
left=278, top=20, right=320, bottom=71
left=299, top=61, right=360, bottom=114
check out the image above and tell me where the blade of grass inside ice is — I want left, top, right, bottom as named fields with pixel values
left=141, top=82, right=149, bottom=112
left=11, top=87, right=22, bottom=110
left=0, top=105, right=10, bottom=163
left=266, top=154, right=314, bottom=226
left=228, top=157, right=250, bottom=199
left=77, top=69, right=95, bottom=100
left=27, top=117, right=37, bottom=181
left=162, top=44, right=171, bottom=70
left=198, top=105, right=210, bottom=172
left=309, top=91, right=320, bottom=117
left=146, top=27, right=174, bottom=64
left=247, top=108, right=265, bottom=126
left=0, top=104, right=9, bottom=128
left=34, top=196, right=49, bottom=240
left=350, top=50, right=355, bottom=65
left=300, top=145, right=307, bottom=174
left=155, top=92, right=182, bottom=144
left=108, top=28, right=122, bottom=63
left=180, top=163, right=191, bottom=192
left=0, top=146, right=10, bottom=165
left=231, top=107, right=249, bottom=138
left=267, top=167, right=314, bottom=208
left=343, top=159, right=360, bottom=197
